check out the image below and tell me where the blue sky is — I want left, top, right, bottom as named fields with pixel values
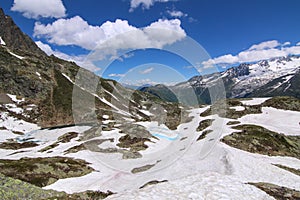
left=1, top=0, right=300, bottom=85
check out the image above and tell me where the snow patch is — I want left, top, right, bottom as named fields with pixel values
left=0, top=36, right=6, bottom=45
left=62, top=73, right=74, bottom=83
left=240, top=107, right=300, bottom=136
left=102, top=115, right=109, bottom=119
left=36, top=72, right=42, bottom=79
left=230, top=106, right=245, bottom=111
left=7, top=94, right=25, bottom=104
left=139, top=110, right=153, bottom=116
left=240, top=97, right=270, bottom=106
left=0, top=112, right=39, bottom=134
left=107, top=172, right=274, bottom=200
left=5, top=103, right=23, bottom=114
left=9, top=51, right=24, bottom=60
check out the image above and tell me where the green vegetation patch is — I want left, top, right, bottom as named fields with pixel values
left=139, top=180, right=168, bottom=189
left=39, top=132, right=78, bottom=152
left=0, top=173, right=113, bottom=199
left=196, top=119, right=214, bottom=132
left=0, top=156, right=94, bottom=187
left=117, top=134, right=151, bottom=152
left=0, top=173, right=66, bottom=200
left=117, top=124, right=152, bottom=152
left=164, top=103, right=193, bottom=130
left=131, top=163, right=156, bottom=174
left=222, top=124, right=300, bottom=159
left=200, top=99, right=262, bottom=119
left=249, top=182, right=300, bottom=200
left=39, top=143, right=59, bottom=153
left=262, top=96, right=300, bottom=111
left=197, top=130, right=213, bottom=141
left=64, top=143, right=87, bottom=154
left=274, top=164, right=300, bottom=176
left=226, top=121, right=241, bottom=125
left=63, top=138, right=143, bottom=159
left=0, top=141, right=38, bottom=150
left=12, top=130, right=24, bottom=135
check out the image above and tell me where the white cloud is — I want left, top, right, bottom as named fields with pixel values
left=248, top=40, right=280, bottom=51
left=129, top=0, right=177, bottom=11
left=284, top=45, right=300, bottom=55
left=122, top=78, right=176, bottom=86
left=110, top=52, right=135, bottom=62
left=135, top=79, right=158, bottom=85
left=167, top=10, right=187, bottom=18
left=237, top=48, right=286, bottom=63
left=35, top=41, right=99, bottom=72
left=34, top=16, right=108, bottom=50
left=140, top=67, right=154, bottom=74
left=183, top=65, right=194, bottom=69
left=188, top=17, right=197, bottom=23
left=34, top=17, right=186, bottom=60
left=108, top=73, right=126, bottom=77
left=11, top=0, right=66, bottom=19
left=202, top=40, right=300, bottom=68
left=144, top=19, right=186, bottom=46
left=35, top=41, right=53, bottom=55
left=296, top=42, right=300, bottom=46
left=203, top=54, right=239, bottom=67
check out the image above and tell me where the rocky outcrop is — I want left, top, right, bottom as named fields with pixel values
left=0, top=8, right=45, bottom=56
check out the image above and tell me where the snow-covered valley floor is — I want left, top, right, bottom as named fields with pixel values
left=0, top=97, right=299, bottom=199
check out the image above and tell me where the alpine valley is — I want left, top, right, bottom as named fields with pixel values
left=0, top=8, right=300, bottom=200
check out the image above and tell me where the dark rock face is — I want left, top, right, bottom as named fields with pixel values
left=227, top=63, right=250, bottom=78
left=0, top=8, right=45, bottom=56
left=0, top=46, right=51, bottom=98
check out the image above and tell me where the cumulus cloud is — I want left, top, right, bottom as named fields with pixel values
left=167, top=10, right=187, bottom=18
left=129, top=0, right=177, bottom=11
left=36, top=41, right=98, bottom=71
left=248, top=40, right=280, bottom=51
left=202, top=40, right=300, bottom=68
left=282, top=41, right=291, bottom=46
left=140, top=67, right=154, bottom=74
left=34, top=16, right=109, bottom=50
left=188, top=17, right=197, bottom=23
left=108, top=73, right=126, bottom=77
left=35, top=41, right=53, bottom=55
left=296, top=42, right=300, bottom=46
left=11, top=0, right=66, bottom=19
left=183, top=65, right=194, bottom=69
left=203, top=54, right=239, bottom=68
left=284, top=45, right=300, bottom=55
left=122, top=78, right=176, bottom=86
left=34, top=17, right=186, bottom=59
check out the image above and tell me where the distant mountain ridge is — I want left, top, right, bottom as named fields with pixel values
left=140, top=55, right=300, bottom=104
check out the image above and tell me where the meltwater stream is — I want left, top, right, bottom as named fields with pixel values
left=148, top=126, right=180, bottom=141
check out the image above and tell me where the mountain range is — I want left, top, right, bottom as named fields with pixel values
left=140, top=55, right=300, bottom=104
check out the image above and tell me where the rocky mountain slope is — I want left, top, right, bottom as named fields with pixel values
left=0, top=8, right=186, bottom=129
left=0, top=8, right=45, bottom=56
left=141, top=55, right=300, bottom=104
